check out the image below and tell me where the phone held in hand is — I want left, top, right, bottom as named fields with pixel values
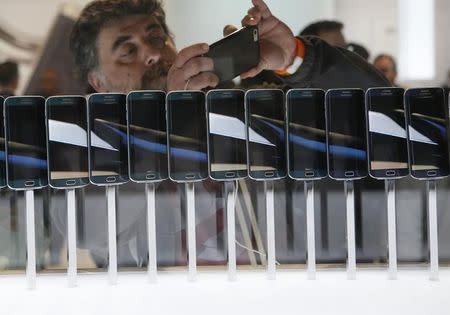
left=205, top=26, right=259, bottom=83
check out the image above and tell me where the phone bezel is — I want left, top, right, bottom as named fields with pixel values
left=365, top=87, right=409, bottom=180
left=166, top=90, right=208, bottom=183
left=126, top=90, right=168, bottom=183
left=45, top=95, right=90, bottom=189
left=325, top=88, right=368, bottom=181
left=206, top=89, right=248, bottom=181
left=87, top=93, right=129, bottom=186
left=4, top=95, right=48, bottom=190
left=404, top=87, right=450, bottom=180
left=286, top=88, right=328, bottom=181
left=245, top=88, right=287, bottom=181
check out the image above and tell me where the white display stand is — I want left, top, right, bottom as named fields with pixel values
left=344, top=180, right=356, bottom=280
left=66, top=189, right=77, bottom=287
left=427, top=180, right=439, bottom=281
left=106, top=186, right=117, bottom=285
left=304, top=181, right=316, bottom=280
left=225, top=181, right=238, bottom=281
left=145, top=183, right=157, bottom=283
left=385, top=180, right=397, bottom=280
left=25, top=189, right=36, bottom=289
left=264, top=181, right=276, bottom=280
left=186, top=182, right=196, bottom=281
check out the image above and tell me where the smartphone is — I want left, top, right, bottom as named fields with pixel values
left=46, top=96, right=89, bottom=188
left=325, top=89, right=367, bottom=180
left=87, top=93, right=129, bottom=185
left=0, top=97, right=6, bottom=188
left=405, top=87, right=450, bottom=179
left=366, top=87, right=409, bottom=179
left=205, top=26, right=259, bottom=82
left=4, top=96, right=48, bottom=190
left=206, top=89, right=247, bottom=180
left=166, top=91, right=208, bottom=182
left=245, top=89, right=286, bottom=180
left=127, top=90, right=168, bottom=182
left=286, top=89, right=327, bottom=180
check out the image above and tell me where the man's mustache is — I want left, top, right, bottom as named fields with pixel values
left=142, top=61, right=172, bottom=83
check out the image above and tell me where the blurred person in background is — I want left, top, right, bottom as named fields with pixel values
left=299, top=20, right=346, bottom=47
left=0, top=60, right=19, bottom=98
left=373, top=53, right=398, bottom=86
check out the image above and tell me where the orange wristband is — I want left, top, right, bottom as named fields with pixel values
left=274, top=38, right=305, bottom=76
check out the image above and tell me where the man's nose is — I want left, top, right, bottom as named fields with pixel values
left=142, top=43, right=161, bottom=67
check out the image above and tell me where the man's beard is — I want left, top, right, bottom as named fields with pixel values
left=140, top=60, right=172, bottom=91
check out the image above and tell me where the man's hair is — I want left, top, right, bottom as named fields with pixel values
left=70, top=0, right=171, bottom=82
left=373, top=54, right=397, bottom=73
left=299, top=20, right=343, bottom=37
left=0, top=61, right=18, bottom=86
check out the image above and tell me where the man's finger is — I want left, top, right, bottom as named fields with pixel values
left=182, top=57, right=214, bottom=81
left=187, top=72, right=219, bottom=90
left=252, top=0, right=271, bottom=18
left=247, top=6, right=262, bottom=21
left=240, top=62, right=265, bottom=79
left=174, top=43, right=209, bottom=69
left=223, top=24, right=238, bottom=37
left=241, top=14, right=260, bottom=27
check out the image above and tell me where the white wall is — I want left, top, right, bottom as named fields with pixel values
left=164, top=0, right=336, bottom=49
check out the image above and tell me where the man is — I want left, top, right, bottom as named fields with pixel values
left=373, top=53, right=398, bottom=86
left=69, top=0, right=389, bottom=268
left=0, top=60, right=19, bottom=98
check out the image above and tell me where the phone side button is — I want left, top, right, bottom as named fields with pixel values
left=106, top=176, right=117, bottom=183
left=24, top=180, right=35, bottom=187
left=386, top=170, right=396, bottom=177
left=344, top=171, right=354, bottom=177
left=225, top=172, right=236, bottom=178
left=427, top=170, right=437, bottom=177
left=66, top=179, right=76, bottom=186
left=264, top=171, right=275, bottom=178
left=185, top=174, right=196, bottom=180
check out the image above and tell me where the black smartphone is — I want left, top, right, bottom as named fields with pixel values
left=325, top=89, right=367, bottom=180
left=4, top=96, right=48, bottom=190
left=166, top=91, right=208, bottom=182
left=0, top=97, right=6, bottom=188
left=46, top=96, right=89, bottom=188
left=245, top=89, right=286, bottom=180
left=127, top=90, right=168, bottom=182
left=405, top=87, right=450, bottom=179
left=286, top=89, right=327, bottom=180
left=87, top=93, right=129, bottom=185
left=206, top=89, right=247, bottom=180
left=205, top=26, right=259, bottom=82
left=366, top=87, right=409, bottom=179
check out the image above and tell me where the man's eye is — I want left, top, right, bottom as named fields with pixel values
left=119, top=46, right=137, bottom=62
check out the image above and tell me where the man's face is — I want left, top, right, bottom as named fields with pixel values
left=90, top=15, right=177, bottom=93
left=318, top=30, right=346, bottom=47
left=374, top=57, right=397, bottom=85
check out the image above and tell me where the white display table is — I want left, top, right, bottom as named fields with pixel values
left=1, top=268, right=449, bottom=315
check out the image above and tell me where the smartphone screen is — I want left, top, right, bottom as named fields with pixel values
left=326, top=89, right=367, bottom=180
left=4, top=96, right=48, bottom=189
left=127, top=91, right=168, bottom=182
left=88, top=93, right=129, bottom=185
left=287, top=89, right=327, bottom=180
left=246, top=89, right=286, bottom=180
left=207, top=89, right=247, bottom=180
left=0, top=97, right=6, bottom=188
left=366, top=88, right=409, bottom=179
left=166, top=91, right=208, bottom=182
left=46, top=96, right=89, bottom=188
left=405, top=88, right=450, bottom=179
left=205, top=26, right=259, bottom=82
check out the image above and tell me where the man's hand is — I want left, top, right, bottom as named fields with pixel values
left=166, top=43, right=219, bottom=91
left=241, top=0, right=297, bottom=78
